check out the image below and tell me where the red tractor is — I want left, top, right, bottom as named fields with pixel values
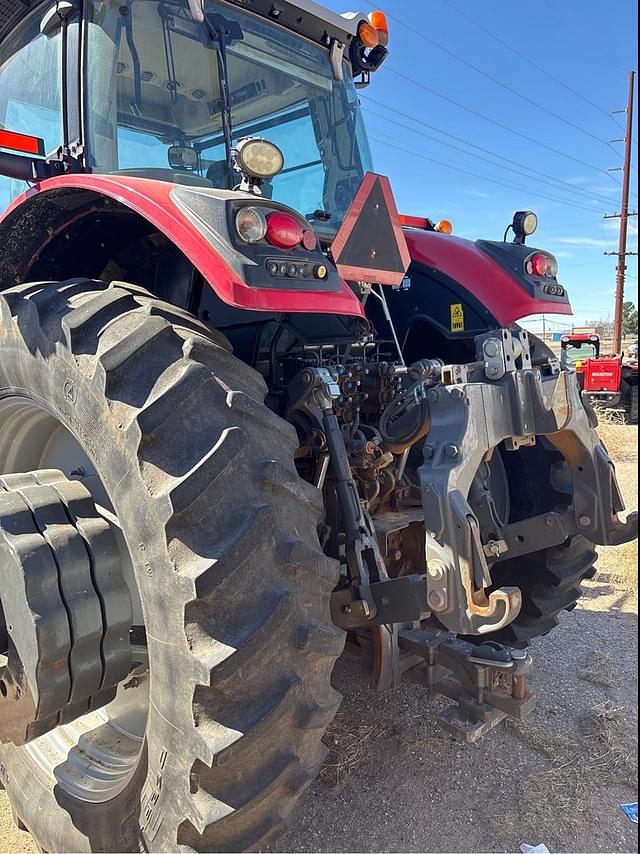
left=560, top=333, right=639, bottom=420
left=0, top=2, right=637, bottom=852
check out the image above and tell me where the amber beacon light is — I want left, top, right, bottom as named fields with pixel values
left=368, top=11, right=389, bottom=46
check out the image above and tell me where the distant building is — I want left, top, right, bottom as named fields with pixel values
left=573, top=325, right=603, bottom=337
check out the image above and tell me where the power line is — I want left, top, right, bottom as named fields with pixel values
left=363, top=95, right=620, bottom=207
left=539, top=0, right=631, bottom=79
left=437, top=0, right=617, bottom=122
left=383, top=66, right=617, bottom=179
left=364, top=103, right=621, bottom=208
left=368, top=131, right=605, bottom=213
left=362, top=0, right=613, bottom=146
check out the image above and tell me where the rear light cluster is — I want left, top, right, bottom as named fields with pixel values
left=525, top=251, right=558, bottom=279
left=235, top=207, right=317, bottom=251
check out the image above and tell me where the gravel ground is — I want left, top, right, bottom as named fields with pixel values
left=1, top=425, right=637, bottom=854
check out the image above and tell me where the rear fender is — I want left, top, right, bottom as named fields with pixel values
left=0, top=175, right=365, bottom=318
left=404, top=230, right=573, bottom=328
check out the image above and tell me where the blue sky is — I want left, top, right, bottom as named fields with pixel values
left=326, top=0, right=639, bottom=326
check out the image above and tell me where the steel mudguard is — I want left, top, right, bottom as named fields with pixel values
left=0, top=174, right=365, bottom=317
left=420, top=327, right=638, bottom=636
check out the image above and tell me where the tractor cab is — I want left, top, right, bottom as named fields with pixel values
left=560, top=333, right=601, bottom=373
left=0, top=0, right=389, bottom=243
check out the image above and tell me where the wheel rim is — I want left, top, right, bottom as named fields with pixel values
left=0, top=395, right=148, bottom=804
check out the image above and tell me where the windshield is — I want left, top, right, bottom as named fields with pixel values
left=86, top=0, right=373, bottom=239
left=562, top=342, right=598, bottom=365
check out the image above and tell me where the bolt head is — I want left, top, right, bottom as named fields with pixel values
left=487, top=365, right=501, bottom=378
left=428, top=389, right=440, bottom=403
left=445, top=443, right=460, bottom=459
left=484, top=338, right=502, bottom=358
left=424, top=445, right=436, bottom=460
left=427, top=590, right=446, bottom=611
left=451, top=388, right=465, bottom=401
left=579, top=515, right=592, bottom=528
left=428, top=562, right=445, bottom=581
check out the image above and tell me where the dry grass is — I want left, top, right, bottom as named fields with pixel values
left=592, top=422, right=638, bottom=593
left=597, top=422, right=639, bottom=461
left=598, top=538, right=639, bottom=593
left=593, top=405, right=628, bottom=427
left=577, top=652, right=622, bottom=689
left=320, top=717, right=389, bottom=788
left=504, top=702, right=638, bottom=838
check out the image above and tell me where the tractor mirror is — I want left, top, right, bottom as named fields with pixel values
left=168, top=146, right=198, bottom=172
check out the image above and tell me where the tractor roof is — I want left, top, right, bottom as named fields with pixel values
left=562, top=334, right=600, bottom=343
left=1, top=1, right=369, bottom=50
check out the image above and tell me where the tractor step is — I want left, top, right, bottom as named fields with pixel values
left=398, top=629, right=536, bottom=743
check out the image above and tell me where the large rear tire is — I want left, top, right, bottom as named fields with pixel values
left=485, top=440, right=598, bottom=647
left=0, top=280, right=343, bottom=852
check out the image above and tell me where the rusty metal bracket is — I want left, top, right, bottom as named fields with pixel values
left=485, top=508, right=578, bottom=563
left=399, top=628, right=535, bottom=743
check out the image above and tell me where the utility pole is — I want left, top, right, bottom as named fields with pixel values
left=605, top=71, right=637, bottom=354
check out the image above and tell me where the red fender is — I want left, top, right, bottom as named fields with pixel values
left=0, top=174, right=365, bottom=318
left=404, top=229, right=573, bottom=326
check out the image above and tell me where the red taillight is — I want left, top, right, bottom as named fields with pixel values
left=266, top=212, right=304, bottom=249
left=525, top=251, right=559, bottom=278
left=526, top=252, right=549, bottom=277
left=531, top=253, right=548, bottom=276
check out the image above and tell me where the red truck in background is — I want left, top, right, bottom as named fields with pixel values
left=560, top=334, right=638, bottom=421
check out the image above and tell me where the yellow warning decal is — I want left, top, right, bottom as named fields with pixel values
left=450, top=303, right=465, bottom=333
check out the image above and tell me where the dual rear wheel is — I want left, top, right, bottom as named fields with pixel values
left=0, top=280, right=344, bottom=852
